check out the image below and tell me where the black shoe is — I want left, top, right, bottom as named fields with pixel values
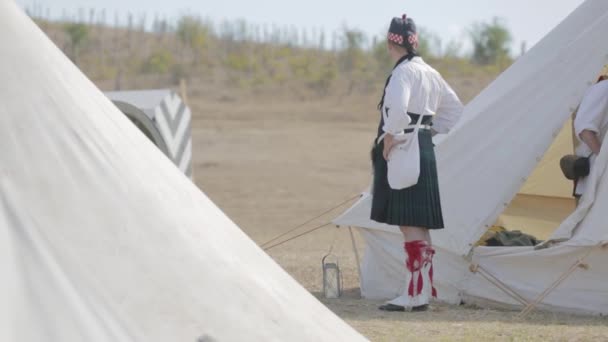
left=378, top=303, right=405, bottom=312
left=411, top=304, right=429, bottom=312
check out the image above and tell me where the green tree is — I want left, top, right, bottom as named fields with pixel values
left=339, top=27, right=366, bottom=72
left=63, top=23, right=89, bottom=63
left=176, top=15, right=210, bottom=65
left=416, top=27, right=441, bottom=59
left=308, top=60, right=338, bottom=95
left=142, top=50, right=174, bottom=74
left=442, top=39, right=463, bottom=58
left=469, top=17, right=512, bottom=65
left=372, top=36, right=391, bottom=73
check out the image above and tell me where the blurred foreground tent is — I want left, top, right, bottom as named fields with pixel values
left=334, top=0, right=608, bottom=315
left=1, top=1, right=366, bottom=341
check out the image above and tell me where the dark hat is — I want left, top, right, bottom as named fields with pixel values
left=388, top=14, right=418, bottom=51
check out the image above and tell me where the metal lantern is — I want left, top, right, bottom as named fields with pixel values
left=322, top=253, right=343, bottom=298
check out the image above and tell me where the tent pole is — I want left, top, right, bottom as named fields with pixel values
left=571, top=109, right=578, bottom=152
left=571, top=110, right=580, bottom=205
left=179, top=78, right=189, bottom=106
left=517, top=243, right=600, bottom=318
left=348, top=226, right=363, bottom=294
left=470, top=264, right=530, bottom=306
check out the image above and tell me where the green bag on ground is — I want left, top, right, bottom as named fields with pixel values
left=485, top=230, right=540, bottom=247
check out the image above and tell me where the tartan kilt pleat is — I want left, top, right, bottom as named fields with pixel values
left=370, top=130, right=445, bottom=229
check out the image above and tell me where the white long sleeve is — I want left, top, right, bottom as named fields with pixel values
left=574, top=80, right=608, bottom=137
left=433, top=80, right=464, bottom=134
left=379, top=57, right=463, bottom=135
left=382, top=71, right=412, bottom=135
left=572, top=80, right=608, bottom=195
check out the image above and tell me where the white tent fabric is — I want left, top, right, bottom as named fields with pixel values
left=334, top=0, right=608, bottom=314
left=467, top=244, right=608, bottom=314
left=3, top=196, right=137, bottom=342
left=1, top=2, right=366, bottom=341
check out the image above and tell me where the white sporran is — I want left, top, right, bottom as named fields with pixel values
left=378, top=114, right=424, bottom=190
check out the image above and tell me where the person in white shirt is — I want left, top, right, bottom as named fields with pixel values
left=573, top=77, right=608, bottom=197
left=371, top=14, right=463, bottom=312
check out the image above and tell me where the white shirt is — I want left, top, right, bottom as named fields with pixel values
left=573, top=79, right=608, bottom=195
left=382, top=57, right=463, bottom=135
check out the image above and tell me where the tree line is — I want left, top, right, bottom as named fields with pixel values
left=26, top=8, right=515, bottom=96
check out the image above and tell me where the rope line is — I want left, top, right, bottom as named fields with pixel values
left=259, top=194, right=361, bottom=248
left=263, top=222, right=333, bottom=251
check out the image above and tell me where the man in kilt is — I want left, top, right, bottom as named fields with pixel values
left=371, top=14, right=463, bottom=312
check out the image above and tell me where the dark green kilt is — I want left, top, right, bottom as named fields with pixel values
left=370, top=129, right=445, bottom=229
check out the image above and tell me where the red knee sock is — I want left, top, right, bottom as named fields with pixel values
left=404, top=240, right=437, bottom=298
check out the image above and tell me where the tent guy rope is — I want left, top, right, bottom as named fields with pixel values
left=263, top=222, right=333, bottom=251
left=260, top=194, right=361, bottom=249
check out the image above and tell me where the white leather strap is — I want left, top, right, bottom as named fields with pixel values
left=377, top=114, right=426, bottom=145
left=406, top=124, right=432, bottom=130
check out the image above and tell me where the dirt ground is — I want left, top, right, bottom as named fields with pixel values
left=189, top=93, right=608, bottom=341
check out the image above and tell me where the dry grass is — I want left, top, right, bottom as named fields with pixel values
left=323, top=296, right=608, bottom=342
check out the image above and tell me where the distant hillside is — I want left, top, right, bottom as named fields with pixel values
left=33, top=15, right=512, bottom=104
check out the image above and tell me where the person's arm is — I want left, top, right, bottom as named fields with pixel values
left=382, top=71, right=412, bottom=135
left=574, top=82, right=608, bottom=155
left=432, top=78, right=464, bottom=135
left=382, top=69, right=412, bottom=160
left=579, top=129, right=601, bottom=155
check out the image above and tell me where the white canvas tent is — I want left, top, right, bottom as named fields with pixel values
left=1, top=2, right=366, bottom=341
left=334, top=0, right=608, bottom=314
